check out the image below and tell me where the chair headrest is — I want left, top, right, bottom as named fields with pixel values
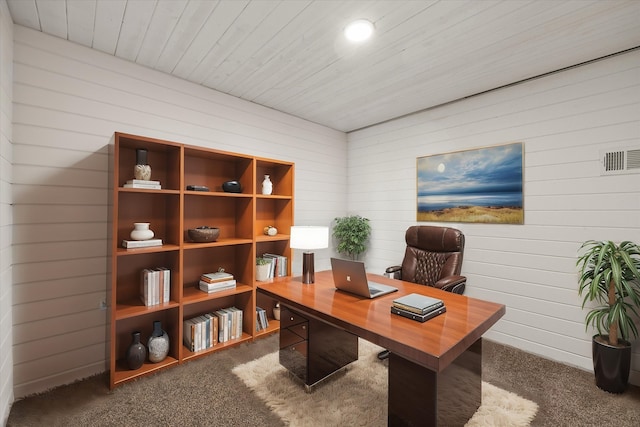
left=405, top=226, right=464, bottom=252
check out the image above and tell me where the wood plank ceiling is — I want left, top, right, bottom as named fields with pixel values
left=7, top=0, right=640, bottom=132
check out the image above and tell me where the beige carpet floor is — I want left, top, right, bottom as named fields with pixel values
left=233, top=339, right=538, bottom=426
left=6, top=334, right=640, bottom=426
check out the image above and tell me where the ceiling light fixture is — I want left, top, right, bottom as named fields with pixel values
left=344, top=19, right=374, bottom=43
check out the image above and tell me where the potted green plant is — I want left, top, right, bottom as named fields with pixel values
left=256, top=257, right=271, bottom=282
left=577, top=240, right=640, bottom=393
left=333, top=215, right=371, bottom=260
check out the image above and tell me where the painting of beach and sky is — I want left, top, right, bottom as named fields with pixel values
left=417, top=143, right=524, bottom=224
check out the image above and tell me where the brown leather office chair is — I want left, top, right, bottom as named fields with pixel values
left=385, top=225, right=466, bottom=295
left=379, top=225, right=466, bottom=360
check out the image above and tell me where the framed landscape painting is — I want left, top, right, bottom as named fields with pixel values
left=417, top=142, right=524, bottom=224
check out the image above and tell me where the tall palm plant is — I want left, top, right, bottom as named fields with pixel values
left=577, top=240, right=640, bottom=346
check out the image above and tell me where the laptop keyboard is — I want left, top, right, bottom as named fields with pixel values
left=369, top=287, right=382, bottom=295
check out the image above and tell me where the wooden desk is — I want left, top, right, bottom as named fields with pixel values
left=258, top=270, right=505, bottom=426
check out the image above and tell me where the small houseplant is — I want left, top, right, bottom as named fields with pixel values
left=256, top=257, right=271, bottom=282
left=333, top=215, right=371, bottom=260
left=577, top=240, right=640, bottom=393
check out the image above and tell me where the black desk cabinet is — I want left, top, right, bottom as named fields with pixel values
left=279, top=305, right=358, bottom=389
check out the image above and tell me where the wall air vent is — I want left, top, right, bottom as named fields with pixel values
left=600, top=148, right=640, bottom=175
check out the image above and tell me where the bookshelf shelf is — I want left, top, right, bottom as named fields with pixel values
left=114, top=300, right=181, bottom=320
left=181, top=332, right=253, bottom=362
left=109, top=132, right=293, bottom=389
left=182, top=284, right=253, bottom=305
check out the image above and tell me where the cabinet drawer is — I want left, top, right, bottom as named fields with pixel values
left=283, top=340, right=308, bottom=358
left=280, top=328, right=306, bottom=349
left=279, top=340, right=308, bottom=383
left=281, top=307, right=308, bottom=328
left=289, top=322, right=308, bottom=339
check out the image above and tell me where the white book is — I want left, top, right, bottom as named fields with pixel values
left=140, top=269, right=151, bottom=306
left=194, top=320, right=201, bottom=352
left=234, top=308, right=243, bottom=338
left=123, top=183, right=162, bottom=189
left=163, top=268, right=170, bottom=303
left=122, top=239, right=163, bottom=249
left=198, top=279, right=236, bottom=290
left=199, top=282, right=236, bottom=294
left=126, top=179, right=161, bottom=185
left=152, top=269, right=160, bottom=305
left=217, top=309, right=230, bottom=343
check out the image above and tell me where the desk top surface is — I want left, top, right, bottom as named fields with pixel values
left=258, top=270, right=505, bottom=372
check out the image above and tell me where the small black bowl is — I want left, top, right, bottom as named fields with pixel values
left=222, top=180, right=242, bottom=193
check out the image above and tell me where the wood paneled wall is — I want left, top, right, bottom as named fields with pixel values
left=348, top=49, right=640, bottom=386
left=0, top=0, right=13, bottom=422
left=11, top=25, right=346, bottom=397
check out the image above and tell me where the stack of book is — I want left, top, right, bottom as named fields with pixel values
left=256, top=307, right=269, bottom=331
left=391, top=293, right=446, bottom=323
left=183, top=313, right=218, bottom=352
left=262, top=253, right=288, bottom=278
left=215, top=307, right=243, bottom=343
left=123, top=179, right=162, bottom=189
left=199, top=271, right=236, bottom=293
left=140, top=268, right=171, bottom=306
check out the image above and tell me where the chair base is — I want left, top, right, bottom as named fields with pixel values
left=377, top=349, right=390, bottom=360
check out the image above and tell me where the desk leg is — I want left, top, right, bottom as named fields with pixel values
left=388, top=338, right=482, bottom=427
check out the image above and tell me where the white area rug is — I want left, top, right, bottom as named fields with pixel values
left=233, top=339, right=538, bottom=426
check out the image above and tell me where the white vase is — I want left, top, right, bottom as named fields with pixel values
left=273, top=306, right=281, bottom=321
left=262, top=175, right=273, bottom=195
left=130, top=223, right=154, bottom=241
left=147, top=321, right=169, bottom=363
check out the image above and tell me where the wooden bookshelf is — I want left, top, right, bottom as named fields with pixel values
left=109, top=132, right=293, bottom=389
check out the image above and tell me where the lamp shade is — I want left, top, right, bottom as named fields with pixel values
left=290, top=226, right=329, bottom=250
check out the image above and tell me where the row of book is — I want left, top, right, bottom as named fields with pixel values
left=199, top=270, right=236, bottom=293
left=183, top=306, right=243, bottom=352
left=184, top=313, right=218, bottom=352
left=256, top=307, right=269, bottom=331
left=391, top=293, right=446, bottom=323
left=140, top=268, right=171, bottom=306
left=261, top=253, right=288, bottom=278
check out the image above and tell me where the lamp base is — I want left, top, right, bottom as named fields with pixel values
left=302, top=252, right=315, bottom=284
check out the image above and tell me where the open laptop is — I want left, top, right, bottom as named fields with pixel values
left=331, top=258, right=398, bottom=299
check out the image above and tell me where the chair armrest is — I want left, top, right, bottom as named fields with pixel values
left=435, top=275, right=466, bottom=294
left=385, top=265, right=402, bottom=280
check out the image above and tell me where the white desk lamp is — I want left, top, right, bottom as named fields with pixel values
left=290, top=226, right=329, bottom=284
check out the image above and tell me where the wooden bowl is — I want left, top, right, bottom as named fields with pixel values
left=188, top=227, right=220, bottom=243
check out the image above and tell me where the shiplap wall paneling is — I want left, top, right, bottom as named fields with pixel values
left=347, top=49, right=640, bottom=386
left=11, top=25, right=346, bottom=397
left=0, top=0, right=13, bottom=423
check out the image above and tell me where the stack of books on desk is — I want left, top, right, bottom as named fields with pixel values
left=199, top=271, right=236, bottom=293
left=391, top=293, right=446, bottom=323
